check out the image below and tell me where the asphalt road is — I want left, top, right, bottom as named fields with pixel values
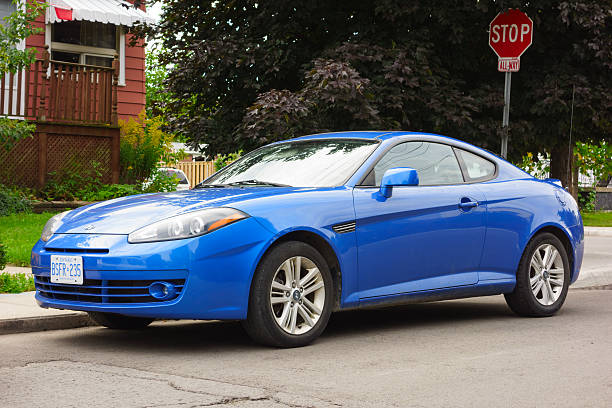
left=1, top=288, right=611, bottom=408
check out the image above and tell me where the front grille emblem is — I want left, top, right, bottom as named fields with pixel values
left=84, top=225, right=96, bottom=231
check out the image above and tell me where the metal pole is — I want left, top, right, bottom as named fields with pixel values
left=501, top=71, right=511, bottom=159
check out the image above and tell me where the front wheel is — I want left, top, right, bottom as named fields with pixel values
left=505, top=232, right=570, bottom=317
left=88, top=312, right=154, bottom=329
left=242, top=241, right=334, bottom=347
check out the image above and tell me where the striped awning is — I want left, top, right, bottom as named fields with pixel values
left=47, top=0, right=156, bottom=26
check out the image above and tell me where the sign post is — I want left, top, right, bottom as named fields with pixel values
left=488, top=9, right=533, bottom=158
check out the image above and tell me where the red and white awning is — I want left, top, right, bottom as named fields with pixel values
left=47, top=0, right=156, bottom=26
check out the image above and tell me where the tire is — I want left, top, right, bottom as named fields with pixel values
left=88, top=312, right=154, bottom=329
left=504, top=232, right=570, bottom=317
left=242, top=241, right=334, bottom=347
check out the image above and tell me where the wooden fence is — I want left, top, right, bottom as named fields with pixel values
left=169, top=161, right=216, bottom=188
left=1, top=47, right=118, bottom=125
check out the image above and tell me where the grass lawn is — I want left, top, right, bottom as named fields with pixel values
left=0, top=212, right=57, bottom=267
left=582, top=211, right=612, bottom=227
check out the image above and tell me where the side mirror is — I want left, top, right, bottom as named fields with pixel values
left=380, top=167, right=419, bottom=198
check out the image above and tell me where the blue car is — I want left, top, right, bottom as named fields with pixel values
left=32, top=131, right=584, bottom=347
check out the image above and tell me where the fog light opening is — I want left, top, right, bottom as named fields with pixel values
left=148, top=282, right=176, bottom=300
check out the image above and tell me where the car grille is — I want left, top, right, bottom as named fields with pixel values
left=34, top=276, right=185, bottom=304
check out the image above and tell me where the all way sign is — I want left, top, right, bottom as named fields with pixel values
left=489, top=9, right=533, bottom=72
left=488, top=9, right=533, bottom=159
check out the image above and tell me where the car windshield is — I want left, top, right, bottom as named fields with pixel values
left=201, top=139, right=379, bottom=188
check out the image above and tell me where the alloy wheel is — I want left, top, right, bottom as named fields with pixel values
left=269, top=256, right=326, bottom=335
left=529, top=243, right=565, bottom=306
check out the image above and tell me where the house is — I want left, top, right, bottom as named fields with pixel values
left=0, top=0, right=155, bottom=188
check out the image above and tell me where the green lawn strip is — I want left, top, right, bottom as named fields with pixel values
left=0, top=212, right=57, bottom=267
left=582, top=211, right=612, bottom=227
left=0, top=273, right=35, bottom=293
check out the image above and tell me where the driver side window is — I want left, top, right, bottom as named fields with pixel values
left=366, top=142, right=464, bottom=186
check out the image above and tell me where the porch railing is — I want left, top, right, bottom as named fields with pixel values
left=1, top=48, right=118, bottom=125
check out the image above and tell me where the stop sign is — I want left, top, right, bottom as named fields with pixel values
left=489, top=9, right=533, bottom=59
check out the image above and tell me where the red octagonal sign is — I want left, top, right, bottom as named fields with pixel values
left=489, top=9, right=533, bottom=59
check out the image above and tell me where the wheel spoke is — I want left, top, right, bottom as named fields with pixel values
left=532, top=279, right=544, bottom=295
left=549, top=278, right=563, bottom=288
left=548, top=268, right=564, bottom=277
left=540, top=281, right=550, bottom=304
left=297, top=304, right=315, bottom=327
left=545, top=248, right=559, bottom=270
left=293, top=256, right=302, bottom=281
left=544, top=280, right=555, bottom=304
left=303, top=281, right=324, bottom=296
left=278, top=303, right=291, bottom=329
left=533, top=249, right=545, bottom=269
left=282, top=259, right=295, bottom=284
left=272, top=281, right=289, bottom=292
left=302, top=297, right=322, bottom=315
left=289, top=305, right=298, bottom=333
left=541, top=245, right=552, bottom=270
left=271, top=296, right=289, bottom=305
left=299, top=268, right=319, bottom=288
left=530, top=274, right=540, bottom=288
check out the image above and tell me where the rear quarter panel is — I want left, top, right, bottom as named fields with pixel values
left=477, top=178, right=583, bottom=284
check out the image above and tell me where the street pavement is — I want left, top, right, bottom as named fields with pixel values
left=0, top=290, right=611, bottom=407
left=0, top=232, right=611, bottom=407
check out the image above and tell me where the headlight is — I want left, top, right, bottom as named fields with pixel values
left=128, top=208, right=249, bottom=243
left=41, top=211, right=70, bottom=242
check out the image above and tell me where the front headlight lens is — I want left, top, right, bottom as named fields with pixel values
left=41, top=211, right=70, bottom=242
left=128, top=208, right=248, bottom=243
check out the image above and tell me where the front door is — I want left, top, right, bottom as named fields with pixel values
left=353, top=141, right=486, bottom=300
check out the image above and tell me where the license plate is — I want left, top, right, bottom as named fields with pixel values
left=50, top=255, right=84, bottom=285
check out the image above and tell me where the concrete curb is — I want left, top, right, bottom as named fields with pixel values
left=584, top=227, right=612, bottom=237
left=0, top=313, right=96, bottom=335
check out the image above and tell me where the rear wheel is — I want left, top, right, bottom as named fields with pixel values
left=88, top=312, right=154, bottom=329
left=505, top=232, right=570, bottom=317
left=242, top=241, right=333, bottom=347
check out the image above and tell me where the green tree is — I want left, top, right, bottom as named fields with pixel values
left=143, top=1, right=611, bottom=192
left=0, top=0, right=45, bottom=73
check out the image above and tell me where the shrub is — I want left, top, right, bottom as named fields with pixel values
left=0, top=239, right=7, bottom=270
left=119, top=112, right=183, bottom=184
left=0, top=273, right=35, bottom=293
left=0, top=118, right=36, bottom=151
left=40, top=160, right=105, bottom=201
left=142, top=169, right=180, bottom=193
left=0, top=186, right=31, bottom=216
left=214, top=150, right=243, bottom=172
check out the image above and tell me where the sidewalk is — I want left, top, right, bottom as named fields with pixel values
left=1, top=227, right=611, bottom=335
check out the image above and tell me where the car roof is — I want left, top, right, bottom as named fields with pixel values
left=289, top=131, right=458, bottom=143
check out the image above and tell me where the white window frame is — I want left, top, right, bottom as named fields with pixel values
left=46, top=22, right=126, bottom=86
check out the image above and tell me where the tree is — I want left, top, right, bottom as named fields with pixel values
left=144, top=1, right=611, bottom=192
left=0, top=0, right=45, bottom=73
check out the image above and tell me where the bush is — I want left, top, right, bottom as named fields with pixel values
left=40, top=160, right=105, bottom=201
left=142, top=169, right=180, bottom=193
left=79, top=183, right=142, bottom=201
left=0, top=186, right=31, bottom=216
left=214, top=150, right=243, bottom=172
left=0, top=273, right=35, bottom=293
left=119, top=112, right=183, bottom=184
left=0, top=239, right=7, bottom=270
left=0, top=118, right=36, bottom=151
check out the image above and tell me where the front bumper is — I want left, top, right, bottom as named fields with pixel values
left=31, top=217, right=274, bottom=320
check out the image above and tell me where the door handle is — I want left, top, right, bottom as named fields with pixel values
left=458, top=199, right=479, bottom=210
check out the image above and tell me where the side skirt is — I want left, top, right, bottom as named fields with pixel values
left=348, top=279, right=516, bottom=311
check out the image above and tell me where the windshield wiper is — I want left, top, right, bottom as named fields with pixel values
left=228, top=179, right=292, bottom=187
left=193, top=183, right=229, bottom=189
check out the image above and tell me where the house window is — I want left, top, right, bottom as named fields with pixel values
left=51, top=21, right=117, bottom=68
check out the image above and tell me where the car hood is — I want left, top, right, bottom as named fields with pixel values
left=56, top=187, right=301, bottom=234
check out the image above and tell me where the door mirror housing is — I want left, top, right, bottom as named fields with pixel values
left=380, top=167, right=419, bottom=198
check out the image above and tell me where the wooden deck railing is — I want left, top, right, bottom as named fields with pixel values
left=1, top=48, right=118, bottom=125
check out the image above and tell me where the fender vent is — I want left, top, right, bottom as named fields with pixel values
left=332, top=221, right=356, bottom=234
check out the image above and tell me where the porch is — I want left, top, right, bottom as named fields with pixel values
left=0, top=48, right=120, bottom=188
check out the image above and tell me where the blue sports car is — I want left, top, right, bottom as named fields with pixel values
left=32, top=131, right=584, bottom=347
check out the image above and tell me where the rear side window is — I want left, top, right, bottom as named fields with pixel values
left=370, top=142, right=464, bottom=186
left=455, top=149, right=496, bottom=181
